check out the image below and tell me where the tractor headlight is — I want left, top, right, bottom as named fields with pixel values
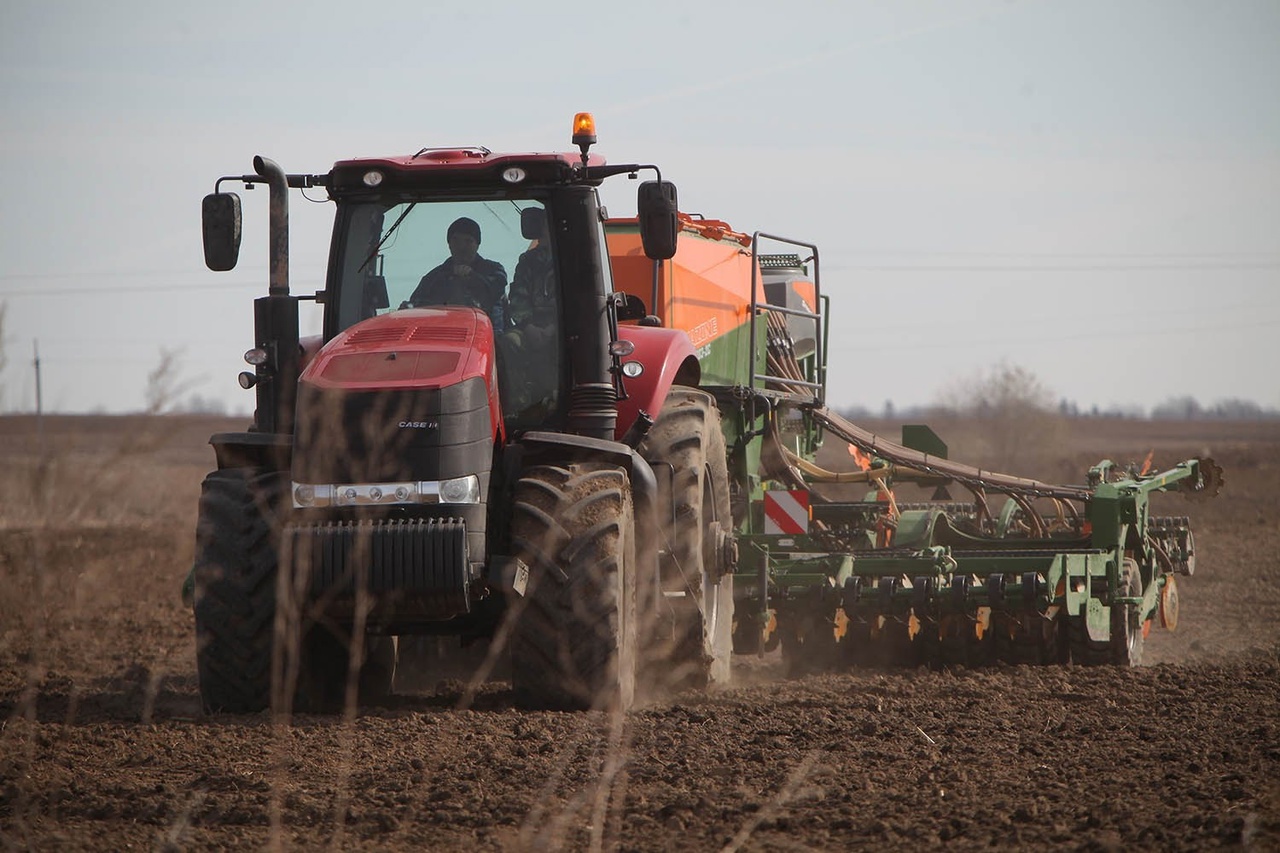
left=291, top=478, right=479, bottom=508
left=293, top=484, right=334, bottom=507
left=438, top=475, right=481, bottom=505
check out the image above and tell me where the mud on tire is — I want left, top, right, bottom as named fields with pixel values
left=508, top=463, right=637, bottom=711
left=638, top=387, right=735, bottom=691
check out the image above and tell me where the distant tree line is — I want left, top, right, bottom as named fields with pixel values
left=837, top=362, right=1279, bottom=422
left=843, top=397, right=1280, bottom=422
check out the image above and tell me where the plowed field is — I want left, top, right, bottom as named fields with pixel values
left=2, top=414, right=1277, bottom=851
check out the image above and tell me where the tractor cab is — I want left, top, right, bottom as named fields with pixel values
left=325, top=190, right=566, bottom=433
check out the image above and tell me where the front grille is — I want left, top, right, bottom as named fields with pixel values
left=285, top=517, right=471, bottom=617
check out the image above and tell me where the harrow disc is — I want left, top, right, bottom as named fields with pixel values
left=873, top=617, right=918, bottom=667
left=781, top=608, right=840, bottom=676
left=993, top=611, right=1063, bottom=665
left=839, top=617, right=878, bottom=668
left=936, top=612, right=993, bottom=668
left=1159, top=575, right=1179, bottom=631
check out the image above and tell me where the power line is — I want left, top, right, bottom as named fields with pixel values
left=0, top=281, right=332, bottom=298
left=842, top=251, right=1280, bottom=260
left=4, top=252, right=1275, bottom=283
left=830, top=317, right=1280, bottom=351
left=826, top=262, right=1280, bottom=272
left=0, top=264, right=327, bottom=282
left=819, top=300, right=1280, bottom=334
left=5, top=260, right=1277, bottom=299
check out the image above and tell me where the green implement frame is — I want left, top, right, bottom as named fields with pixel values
left=731, top=449, right=1219, bottom=669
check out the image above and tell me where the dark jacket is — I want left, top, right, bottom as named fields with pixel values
left=508, top=244, right=556, bottom=328
left=409, top=255, right=508, bottom=321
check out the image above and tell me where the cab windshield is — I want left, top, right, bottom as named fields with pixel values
left=332, top=199, right=562, bottom=426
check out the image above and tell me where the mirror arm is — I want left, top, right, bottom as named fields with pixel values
left=651, top=260, right=661, bottom=324
left=584, top=163, right=662, bottom=183
left=214, top=174, right=261, bottom=194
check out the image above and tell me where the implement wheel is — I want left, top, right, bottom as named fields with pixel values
left=1068, top=558, right=1145, bottom=667
left=192, top=468, right=286, bottom=714
left=639, top=388, right=735, bottom=691
left=1110, top=558, right=1145, bottom=666
left=509, top=463, right=637, bottom=711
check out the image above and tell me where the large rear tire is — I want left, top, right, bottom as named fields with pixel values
left=638, top=388, right=735, bottom=691
left=509, top=464, right=637, bottom=711
left=192, top=468, right=286, bottom=714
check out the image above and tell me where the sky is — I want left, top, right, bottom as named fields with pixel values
left=2, top=0, right=1277, bottom=417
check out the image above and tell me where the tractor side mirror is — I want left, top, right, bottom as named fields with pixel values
left=637, top=180, right=678, bottom=260
left=615, top=292, right=647, bottom=321
left=202, top=192, right=242, bottom=271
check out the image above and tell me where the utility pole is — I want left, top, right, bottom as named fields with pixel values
left=34, top=339, right=43, bottom=449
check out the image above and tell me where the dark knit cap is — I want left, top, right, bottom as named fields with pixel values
left=447, top=217, right=481, bottom=244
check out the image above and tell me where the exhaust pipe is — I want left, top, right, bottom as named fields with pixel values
left=250, top=156, right=299, bottom=436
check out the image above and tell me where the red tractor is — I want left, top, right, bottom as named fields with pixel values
left=191, top=115, right=734, bottom=712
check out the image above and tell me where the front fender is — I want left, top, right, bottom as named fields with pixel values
left=615, top=325, right=699, bottom=440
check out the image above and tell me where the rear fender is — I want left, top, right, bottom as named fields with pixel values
left=615, top=325, right=699, bottom=440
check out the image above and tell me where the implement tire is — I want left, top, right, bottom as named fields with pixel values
left=1068, top=558, right=1145, bottom=667
left=1110, top=558, right=1145, bottom=666
left=192, top=468, right=286, bottom=714
left=638, top=387, right=735, bottom=691
left=509, top=463, right=637, bottom=711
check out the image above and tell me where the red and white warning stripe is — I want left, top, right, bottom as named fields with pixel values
left=763, top=490, right=809, bottom=535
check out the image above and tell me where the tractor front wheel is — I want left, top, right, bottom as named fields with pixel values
left=192, top=468, right=286, bottom=714
left=509, top=463, right=637, bottom=711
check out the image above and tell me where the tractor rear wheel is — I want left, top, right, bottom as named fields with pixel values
left=638, top=387, right=735, bottom=692
left=192, top=468, right=286, bottom=714
left=509, top=463, right=637, bottom=711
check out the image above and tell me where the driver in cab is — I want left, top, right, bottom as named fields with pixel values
left=405, top=216, right=507, bottom=326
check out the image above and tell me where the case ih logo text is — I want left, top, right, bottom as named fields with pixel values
left=398, top=420, right=438, bottom=429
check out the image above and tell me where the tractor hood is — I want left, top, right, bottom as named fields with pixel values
left=301, top=307, right=497, bottom=394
